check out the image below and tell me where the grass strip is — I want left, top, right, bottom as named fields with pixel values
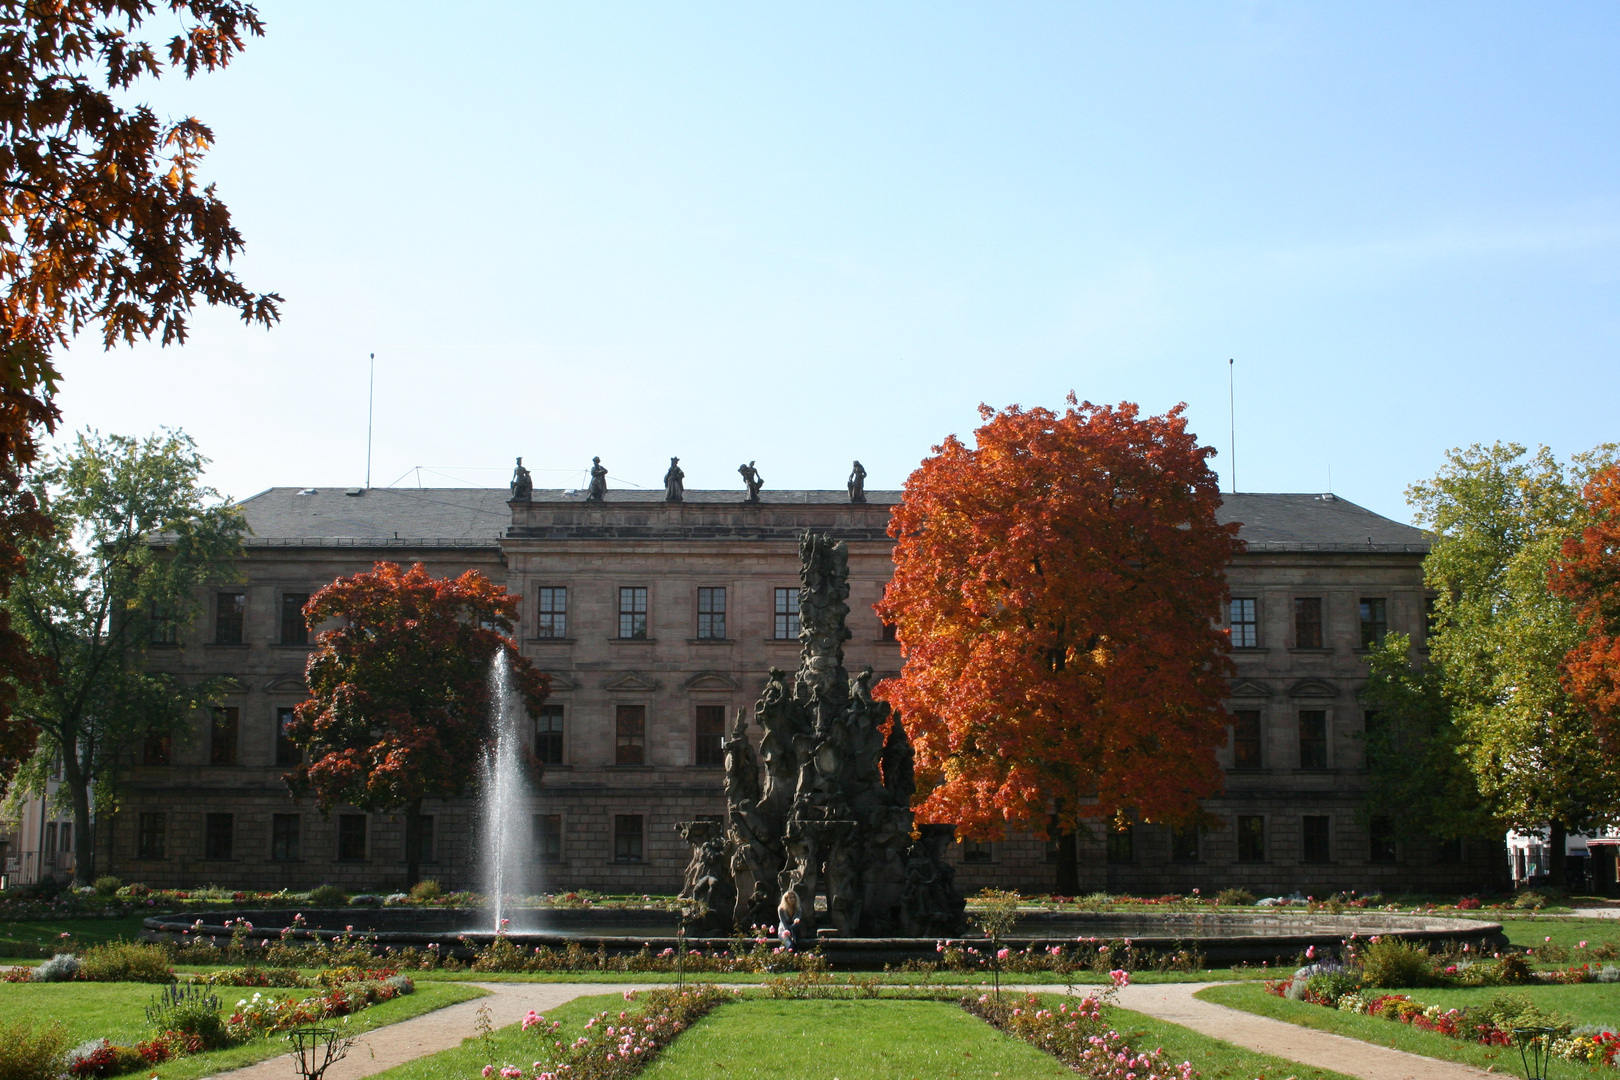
left=0, top=979, right=486, bottom=1079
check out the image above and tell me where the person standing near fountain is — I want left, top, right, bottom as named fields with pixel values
left=777, top=887, right=801, bottom=951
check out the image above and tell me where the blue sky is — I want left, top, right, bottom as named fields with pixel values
left=52, top=2, right=1620, bottom=522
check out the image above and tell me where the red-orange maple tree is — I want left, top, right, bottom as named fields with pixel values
left=287, top=562, right=549, bottom=886
left=875, top=398, right=1242, bottom=893
left=1550, top=463, right=1620, bottom=751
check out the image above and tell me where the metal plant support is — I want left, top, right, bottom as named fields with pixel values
left=289, top=1025, right=356, bottom=1080
left=1512, top=1026, right=1556, bottom=1080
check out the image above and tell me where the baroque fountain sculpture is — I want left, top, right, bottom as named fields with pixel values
left=677, top=533, right=966, bottom=938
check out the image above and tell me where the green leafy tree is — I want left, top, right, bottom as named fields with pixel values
left=4, top=429, right=243, bottom=883
left=1358, top=633, right=1491, bottom=847
left=288, top=562, right=550, bottom=886
left=1410, top=442, right=1620, bottom=884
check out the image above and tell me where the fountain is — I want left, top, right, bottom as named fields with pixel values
left=482, top=651, right=533, bottom=932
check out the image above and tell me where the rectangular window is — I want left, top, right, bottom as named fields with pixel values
left=537, top=587, right=568, bottom=639
left=694, top=705, right=726, bottom=767
left=1359, top=597, right=1388, bottom=649
left=1298, top=710, right=1328, bottom=771
left=210, top=707, right=240, bottom=766
left=1237, top=815, right=1266, bottom=862
left=142, top=730, right=172, bottom=766
left=149, top=603, right=179, bottom=646
left=275, top=707, right=301, bottom=767
left=1043, top=837, right=1059, bottom=864
left=614, top=815, right=644, bottom=863
left=1302, top=816, right=1331, bottom=863
left=1106, top=826, right=1134, bottom=865
left=270, top=814, right=300, bottom=861
left=137, top=813, right=166, bottom=859
left=615, top=705, right=646, bottom=766
left=1231, top=710, right=1262, bottom=770
left=618, top=587, right=648, bottom=639
left=963, top=840, right=993, bottom=864
left=1437, top=836, right=1464, bottom=863
left=204, top=813, right=234, bottom=860
left=279, top=593, right=309, bottom=646
left=534, top=814, right=562, bottom=864
left=43, top=822, right=56, bottom=859
left=696, top=587, right=727, bottom=639
left=1369, top=816, right=1397, bottom=864
left=1294, top=597, right=1324, bottom=649
left=417, top=815, right=435, bottom=863
left=337, top=814, right=367, bottom=861
left=534, top=705, right=565, bottom=765
left=59, top=821, right=71, bottom=853
left=880, top=584, right=898, bottom=642
left=1229, top=598, right=1258, bottom=648
left=774, top=588, right=799, bottom=640
left=215, top=592, right=246, bottom=645
left=1171, top=826, right=1200, bottom=863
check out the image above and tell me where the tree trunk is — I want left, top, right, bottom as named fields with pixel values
left=1051, top=815, right=1079, bottom=896
left=1549, top=821, right=1568, bottom=891
left=404, top=797, right=423, bottom=888
left=63, top=747, right=95, bottom=887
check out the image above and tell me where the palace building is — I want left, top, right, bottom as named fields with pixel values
left=88, top=483, right=1503, bottom=897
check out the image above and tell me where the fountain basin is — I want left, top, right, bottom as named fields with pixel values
left=143, top=908, right=1506, bottom=966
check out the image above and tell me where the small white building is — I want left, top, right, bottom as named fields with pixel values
left=1, top=766, right=78, bottom=887
left=1506, top=826, right=1619, bottom=894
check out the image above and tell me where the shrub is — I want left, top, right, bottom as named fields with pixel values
left=0, top=1018, right=70, bottom=1080
left=409, top=879, right=442, bottom=901
left=190, top=884, right=232, bottom=901
left=80, top=942, right=174, bottom=983
left=91, top=876, right=121, bottom=896
left=348, top=894, right=382, bottom=907
left=1306, top=969, right=1362, bottom=1001
left=63, top=1038, right=144, bottom=1079
left=32, top=953, right=81, bottom=982
left=1359, top=938, right=1438, bottom=988
left=114, top=883, right=150, bottom=899
left=1512, top=890, right=1547, bottom=910
left=1216, top=887, right=1256, bottom=906
left=145, top=983, right=230, bottom=1050
left=308, top=884, right=347, bottom=906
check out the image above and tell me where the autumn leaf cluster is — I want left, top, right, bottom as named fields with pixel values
left=875, top=398, right=1242, bottom=840
left=1551, top=463, right=1620, bottom=751
left=288, top=562, right=549, bottom=814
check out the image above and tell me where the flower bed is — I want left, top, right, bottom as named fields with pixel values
left=475, top=985, right=736, bottom=1080
left=963, top=971, right=1197, bottom=1080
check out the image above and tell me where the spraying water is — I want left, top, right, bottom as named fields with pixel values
left=482, top=651, right=531, bottom=933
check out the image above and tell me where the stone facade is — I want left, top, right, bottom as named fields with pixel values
left=98, top=485, right=1503, bottom=897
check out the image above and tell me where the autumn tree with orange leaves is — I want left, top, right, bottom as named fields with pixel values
left=876, top=398, right=1242, bottom=894
left=1551, top=463, right=1620, bottom=752
left=287, top=562, right=549, bottom=886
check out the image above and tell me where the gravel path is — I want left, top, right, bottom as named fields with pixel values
left=1109, top=982, right=1497, bottom=1080
left=199, top=982, right=655, bottom=1080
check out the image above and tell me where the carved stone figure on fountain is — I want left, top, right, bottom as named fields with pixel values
left=711, top=530, right=965, bottom=939
left=673, top=820, right=735, bottom=935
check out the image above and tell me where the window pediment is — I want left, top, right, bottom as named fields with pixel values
left=603, top=671, right=659, bottom=692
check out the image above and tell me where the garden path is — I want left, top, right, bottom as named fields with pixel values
left=1105, top=981, right=1498, bottom=1080
left=200, top=981, right=658, bottom=1080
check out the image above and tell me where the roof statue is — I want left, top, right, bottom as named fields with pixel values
left=848, top=460, right=866, bottom=504
left=663, top=457, right=684, bottom=503
left=675, top=531, right=966, bottom=937
left=738, top=461, right=764, bottom=503
left=585, top=457, right=608, bottom=502
left=509, top=457, right=532, bottom=502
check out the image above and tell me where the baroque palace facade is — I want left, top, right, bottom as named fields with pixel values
left=94, top=483, right=1502, bottom=896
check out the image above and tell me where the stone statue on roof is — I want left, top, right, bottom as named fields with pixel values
left=585, top=457, right=608, bottom=502
left=848, top=460, right=866, bottom=504
left=509, top=457, right=532, bottom=501
left=664, top=457, right=685, bottom=502
left=738, top=460, right=764, bottom=503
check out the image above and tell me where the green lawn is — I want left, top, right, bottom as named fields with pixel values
left=374, top=991, right=1353, bottom=1080
left=0, top=979, right=486, bottom=1079
left=0, top=914, right=154, bottom=955
left=1196, top=982, right=1620, bottom=1075
left=1495, top=915, right=1620, bottom=953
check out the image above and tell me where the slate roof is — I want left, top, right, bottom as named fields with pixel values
left=229, top=487, right=1427, bottom=552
